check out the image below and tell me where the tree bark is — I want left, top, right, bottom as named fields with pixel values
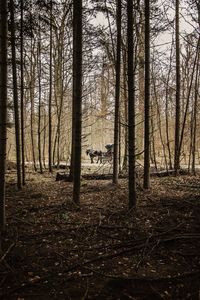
left=30, top=36, right=37, bottom=172
left=10, top=0, right=22, bottom=189
left=113, top=0, right=121, bottom=184
left=49, top=0, right=53, bottom=172
left=137, top=5, right=145, bottom=154
left=143, top=0, right=150, bottom=189
left=127, top=0, right=136, bottom=208
left=20, top=0, right=25, bottom=185
left=192, top=53, right=199, bottom=174
left=174, top=0, right=180, bottom=174
left=72, top=0, right=82, bottom=205
left=0, top=0, right=8, bottom=230
left=37, top=21, right=43, bottom=174
left=178, top=38, right=200, bottom=163
left=165, top=38, right=174, bottom=169
left=122, top=48, right=128, bottom=171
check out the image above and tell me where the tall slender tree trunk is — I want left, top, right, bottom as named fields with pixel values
left=104, top=0, right=116, bottom=62
left=192, top=54, right=199, bottom=174
left=56, top=54, right=64, bottom=167
left=10, top=0, right=22, bottom=189
left=119, top=116, right=121, bottom=173
left=127, top=0, right=136, bottom=208
left=37, top=22, right=43, bottom=174
left=152, top=72, right=168, bottom=170
left=150, top=108, right=158, bottom=171
left=174, top=0, right=180, bottom=174
left=30, top=38, right=37, bottom=172
left=122, top=49, right=128, bottom=171
left=143, top=0, right=150, bottom=189
left=72, top=0, right=82, bottom=204
left=138, top=7, right=145, bottom=155
left=165, top=39, right=174, bottom=169
left=49, top=0, right=53, bottom=172
left=178, top=38, right=200, bottom=161
left=43, top=108, right=47, bottom=169
left=0, top=0, right=8, bottom=230
left=113, top=0, right=121, bottom=184
left=53, top=133, right=57, bottom=165
left=20, top=0, right=25, bottom=185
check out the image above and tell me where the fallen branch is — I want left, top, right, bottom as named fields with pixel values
left=151, top=169, right=188, bottom=177
left=0, top=243, right=15, bottom=265
left=56, top=173, right=127, bottom=181
left=97, top=269, right=200, bottom=284
left=64, top=233, right=200, bottom=273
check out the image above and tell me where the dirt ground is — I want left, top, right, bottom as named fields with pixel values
left=0, top=169, right=200, bottom=299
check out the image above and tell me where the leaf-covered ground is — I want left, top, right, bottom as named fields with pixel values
left=0, top=170, right=200, bottom=299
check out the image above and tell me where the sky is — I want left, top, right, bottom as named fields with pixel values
left=91, top=0, right=197, bottom=53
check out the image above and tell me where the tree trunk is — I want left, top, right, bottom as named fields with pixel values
left=178, top=38, right=200, bottom=163
left=122, top=48, right=128, bottom=171
left=56, top=51, right=64, bottom=167
left=143, top=0, right=150, bottom=189
left=165, top=38, right=174, bottom=169
left=10, top=0, right=22, bottom=189
left=43, top=108, right=47, bottom=169
left=192, top=54, right=199, bottom=174
left=127, top=0, right=136, bottom=208
left=150, top=104, right=158, bottom=171
left=0, top=0, right=8, bottom=230
left=37, top=22, right=43, bottom=174
left=72, top=0, right=82, bottom=204
left=30, top=37, right=37, bottom=172
left=137, top=6, right=145, bottom=155
left=48, top=0, right=53, bottom=172
left=113, top=0, right=121, bottom=184
left=152, top=71, right=168, bottom=170
left=174, top=0, right=180, bottom=174
left=20, top=0, right=25, bottom=185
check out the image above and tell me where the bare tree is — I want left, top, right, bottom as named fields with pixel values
left=127, top=0, right=137, bottom=208
left=37, top=19, right=43, bottom=174
left=20, top=0, right=25, bottom=185
left=113, top=0, right=121, bottom=184
left=178, top=38, right=200, bottom=165
left=174, top=0, right=180, bottom=173
left=72, top=0, right=82, bottom=204
left=143, top=0, right=150, bottom=189
left=191, top=50, right=199, bottom=174
left=165, top=38, right=174, bottom=170
left=49, top=0, right=53, bottom=172
left=0, top=0, right=8, bottom=230
left=10, top=0, right=22, bottom=189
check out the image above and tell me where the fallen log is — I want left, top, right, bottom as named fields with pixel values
left=150, top=169, right=188, bottom=177
left=56, top=172, right=72, bottom=181
left=56, top=168, right=189, bottom=181
left=56, top=173, right=127, bottom=181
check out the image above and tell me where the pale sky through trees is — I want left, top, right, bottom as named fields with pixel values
left=91, top=0, right=196, bottom=53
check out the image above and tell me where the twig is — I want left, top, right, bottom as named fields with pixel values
left=0, top=243, right=15, bottom=265
left=80, top=279, right=89, bottom=300
left=11, top=217, right=34, bottom=226
left=64, top=233, right=200, bottom=274
left=0, top=275, right=8, bottom=287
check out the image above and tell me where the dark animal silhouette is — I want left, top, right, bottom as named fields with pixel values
left=105, top=144, right=114, bottom=154
left=86, top=144, right=114, bottom=164
left=86, top=149, right=103, bottom=163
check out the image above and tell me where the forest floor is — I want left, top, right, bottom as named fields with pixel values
left=0, top=166, right=200, bottom=299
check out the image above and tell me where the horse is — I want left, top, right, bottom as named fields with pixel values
left=86, top=149, right=103, bottom=164
left=86, top=144, right=114, bottom=164
left=100, top=151, right=113, bottom=163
